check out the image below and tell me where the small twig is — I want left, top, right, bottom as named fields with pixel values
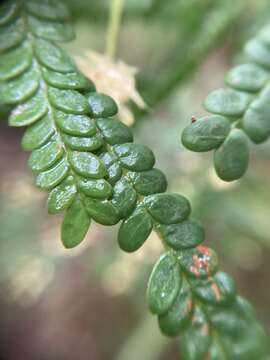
left=106, top=0, right=125, bottom=60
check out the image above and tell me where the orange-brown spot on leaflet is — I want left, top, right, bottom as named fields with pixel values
left=197, top=245, right=211, bottom=255
left=191, top=248, right=212, bottom=277
left=191, top=116, right=197, bottom=123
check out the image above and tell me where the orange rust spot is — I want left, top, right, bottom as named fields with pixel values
left=197, top=245, right=211, bottom=255
left=204, top=354, right=211, bottom=360
left=211, top=282, right=221, bottom=301
left=191, top=251, right=211, bottom=277
left=191, top=116, right=197, bottom=123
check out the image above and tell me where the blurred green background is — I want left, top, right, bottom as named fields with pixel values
left=0, top=0, right=270, bottom=359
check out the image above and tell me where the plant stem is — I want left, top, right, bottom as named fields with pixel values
left=106, top=0, right=125, bottom=60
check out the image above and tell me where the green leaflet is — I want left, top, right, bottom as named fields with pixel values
left=0, top=17, right=25, bottom=53
left=48, top=87, right=90, bottom=114
left=181, top=115, right=231, bottom=152
left=242, top=85, right=270, bottom=143
left=181, top=306, right=211, bottom=360
left=147, top=252, right=181, bottom=315
left=27, top=15, right=75, bottom=42
left=0, top=42, right=32, bottom=81
left=78, top=178, right=113, bottom=199
left=62, top=133, right=103, bottom=151
left=21, top=113, right=54, bottom=151
left=157, top=219, right=205, bottom=250
left=179, top=246, right=218, bottom=279
left=47, top=175, right=77, bottom=214
left=214, top=128, right=249, bottom=182
left=54, top=111, right=96, bottom=137
left=25, top=0, right=70, bottom=21
left=226, top=64, right=268, bottom=92
left=28, top=134, right=63, bottom=172
left=69, top=151, right=107, bottom=178
left=61, top=198, right=90, bottom=249
left=34, top=38, right=75, bottom=73
left=158, top=279, right=193, bottom=337
left=234, top=296, right=257, bottom=322
left=36, top=156, right=69, bottom=189
left=0, top=2, right=19, bottom=26
left=204, top=88, right=251, bottom=117
left=126, top=169, right=167, bottom=195
left=42, top=67, right=95, bottom=91
left=1, top=65, right=40, bottom=104
left=144, top=193, right=191, bottom=225
left=113, top=143, right=155, bottom=171
left=112, top=178, right=137, bottom=218
left=84, top=197, right=120, bottom=225
left=193, top=272, right=236, bottom=306
left=222, top=325, right=268, bottom=360
left=97, top=118, right=133, bottom=145
left=118, top=206, right=153, bottom=252
left=208, top=296, right=255, bottom=335
left=86, top=93, right=118, bottom=118
left=245, top=38, right=270, bottom=69
left=9, top=87, right=48, bottom=127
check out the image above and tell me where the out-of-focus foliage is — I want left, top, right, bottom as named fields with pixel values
left=67, top=0, right=270, bottom=109
left=67, top=0, right=246, bottom=108
left=182, top=21, right=270, bottom=181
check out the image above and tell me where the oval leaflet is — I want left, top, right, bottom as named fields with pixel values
left=147, top=252, right=181, bottom=315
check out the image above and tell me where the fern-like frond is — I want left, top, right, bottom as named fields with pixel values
left=0, top=1, right=268, bottom=359
left=0, top=0, right=118, bottom=247
left=182, top=22, right=270, bottom=181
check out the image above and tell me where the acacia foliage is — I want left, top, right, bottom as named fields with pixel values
left=0, top=1, right=268, bottom=359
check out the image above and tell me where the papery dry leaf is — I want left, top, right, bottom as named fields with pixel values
left=75, top=51, right=146, bottom=126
